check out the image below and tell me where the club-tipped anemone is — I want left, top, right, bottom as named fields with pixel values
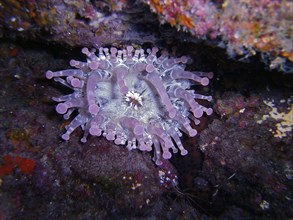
left=46, top=46, right=213, bottom=165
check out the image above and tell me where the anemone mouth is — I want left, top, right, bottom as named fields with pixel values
left=125, top=91, right=143, bottom=110
left=46, top=46, right=213, bottom=165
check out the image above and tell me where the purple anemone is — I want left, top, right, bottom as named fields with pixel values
left=46, top=46, right=213, bottom=165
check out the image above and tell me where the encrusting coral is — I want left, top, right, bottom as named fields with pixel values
left=46, top=46, right=213, bottom=165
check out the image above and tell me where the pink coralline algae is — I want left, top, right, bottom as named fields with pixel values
left=46, top=46, right=213, bottom=165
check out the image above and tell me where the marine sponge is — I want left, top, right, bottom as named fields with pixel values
left=46, top=46, right=213, bottom=165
